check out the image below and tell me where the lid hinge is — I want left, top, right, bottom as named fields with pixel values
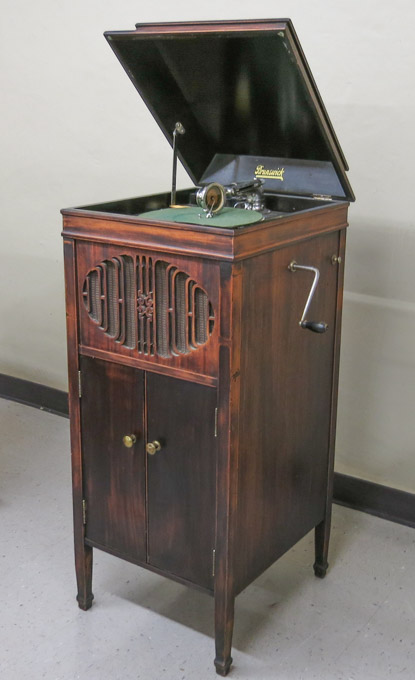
left=313, top=193, right=333, bottom=201
left=212, top=548, right=216, bottom=577
left=82, top=499, right=87, bottom=525
left=78, top=370, right=82, bottom=398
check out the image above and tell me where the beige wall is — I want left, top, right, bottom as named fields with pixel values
left=1, top=1, right=414, bottom=492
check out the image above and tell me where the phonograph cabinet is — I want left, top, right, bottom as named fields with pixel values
left=62, top=19, right=354, bottom=675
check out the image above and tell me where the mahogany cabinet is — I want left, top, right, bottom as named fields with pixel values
left=62, top=18, right=354, bottom=676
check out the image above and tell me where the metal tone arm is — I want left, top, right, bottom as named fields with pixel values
left=171, top=122, right=185, bottom=206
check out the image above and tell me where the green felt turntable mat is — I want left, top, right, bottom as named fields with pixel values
left=139, top=206, right=263, bottom=228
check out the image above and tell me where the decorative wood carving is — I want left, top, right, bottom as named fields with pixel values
left=82, top=254, right=215, bottom=358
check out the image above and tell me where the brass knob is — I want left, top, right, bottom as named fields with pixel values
left=331, top=254, right=342, bottom=265
left=146, top=440, right=161, bottom=456
left=122, top=434, right=137, bottom=448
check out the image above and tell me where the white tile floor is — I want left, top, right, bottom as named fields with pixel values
left=1, top=397, right=414, bottom=680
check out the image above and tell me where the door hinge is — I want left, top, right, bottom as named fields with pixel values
left=78, top=370, right=82, bottom=399
left=214, top=408, right=218, bottom=437
left=82, top=499, right=87, bottom=525
left=212, top=548, right=216, bottom=577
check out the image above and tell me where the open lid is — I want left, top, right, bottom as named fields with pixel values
left=105, top=19, right=354, bottom=201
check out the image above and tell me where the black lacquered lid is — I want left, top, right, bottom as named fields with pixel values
left=105, top=19, right=354, bottom=201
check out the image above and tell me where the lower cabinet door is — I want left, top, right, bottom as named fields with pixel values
left=146, top=373, right=217, bottom=590
left=80, top=356, right=146, bottom=562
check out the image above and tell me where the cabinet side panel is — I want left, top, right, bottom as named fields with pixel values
left=80, top=356, right=146, bottom=562
left=235, top=230, right=341, bottom=592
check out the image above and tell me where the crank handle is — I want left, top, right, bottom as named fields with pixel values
left=300, top=320, right=328, bottom=333
left=288, top=261, right=328, bottom=334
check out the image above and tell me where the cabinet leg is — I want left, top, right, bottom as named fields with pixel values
left=214, top=591, right=235, bottom=676
left=314, top=516, right=331, bottom=579
left=75, top=543, right=94, bottom=610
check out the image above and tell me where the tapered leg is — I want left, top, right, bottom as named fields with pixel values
left=314, top=515, right=331, bottom=578
left=75, top=543, right=94, bottom=610
left=214, top=591, right=235, bottom=676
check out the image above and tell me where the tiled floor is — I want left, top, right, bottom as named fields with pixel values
left=1, top=397, right=414, bottom=680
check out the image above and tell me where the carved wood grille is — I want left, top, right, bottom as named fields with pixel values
left=82, top=255, right=214, bottom=358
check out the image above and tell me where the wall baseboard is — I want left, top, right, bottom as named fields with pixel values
left=0, top=374, right=414, bottom=529
left=0, top=373, right=69, bottom=418
left=333, top=472, right=415, bottom=529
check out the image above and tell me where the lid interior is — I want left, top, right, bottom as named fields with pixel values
left=105, top=21, right=354, bottom=201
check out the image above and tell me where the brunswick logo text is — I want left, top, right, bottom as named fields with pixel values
left=254, top=165, right=285, bottom=181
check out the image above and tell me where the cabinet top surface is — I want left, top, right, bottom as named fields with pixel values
left=62, top=191, right=341, bottom=230
left=62, top=193, right=349, bottom=262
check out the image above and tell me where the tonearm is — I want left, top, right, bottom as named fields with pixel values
left=170, top=122, right=265, bottom=216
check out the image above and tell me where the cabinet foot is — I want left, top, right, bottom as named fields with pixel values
left=75, top=543, right=94, bottom=610
left=314, top=517, right=331, bottom=579
left=214, top=656, right=233, bottom=676
left=313, top=562, right=328, bottom=579
left=76, top=593, right=94, bottom=610
left=214, top=589, right=234, bottom=677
